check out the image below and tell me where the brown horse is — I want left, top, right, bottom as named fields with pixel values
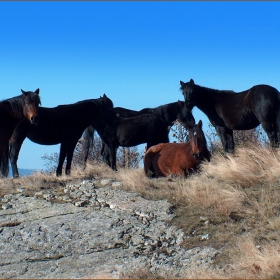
left=143, top=120, right=211, bottom=178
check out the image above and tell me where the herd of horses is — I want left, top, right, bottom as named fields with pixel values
left=1, top=79, right=280, bottom=179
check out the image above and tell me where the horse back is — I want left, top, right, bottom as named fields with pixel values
left=114, top=107, right=141, bottom=117
left=145, top=143, right=168, bottom=154
left=13, top=103, right=95, bottom=145
left=144, top=142, right=199, bottom=177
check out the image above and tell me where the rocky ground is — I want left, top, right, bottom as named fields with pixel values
left=0, top=178, right=220, bottom=278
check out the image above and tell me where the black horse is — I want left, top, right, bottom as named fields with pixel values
left=7, top=94, right=114, bottom=177
left=0, top=89, right=41, bottom=177
left=180, top=79, right=280, bottom=152
left=83, top=100, right=195, bottom=170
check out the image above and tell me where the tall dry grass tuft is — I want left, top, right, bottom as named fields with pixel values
left=114, top=168, right=182, bottom=201
left=204, top=146, right=280, bottom=187
left=179, top=173, right=246, bottom=218
left=225, top=235, right=280, bottom=279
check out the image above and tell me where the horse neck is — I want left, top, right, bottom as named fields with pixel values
left=149, top=103, right=177, bottom=124
left=199, top=134, right=211, bottom=160
left=0, top=98, right=23, bottom=120
left=91, top=118, right=112, bottom=139
left=191, top=132, right=210, bottom=157
left=194, top=85, right=223, bottom=113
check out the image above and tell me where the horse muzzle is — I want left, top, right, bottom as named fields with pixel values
left=193, top=152, right=201, bottom=160
left=30, top=115, right=39, bottom=126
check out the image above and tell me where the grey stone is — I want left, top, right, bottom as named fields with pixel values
left=0, top=180, right=219, bottom=278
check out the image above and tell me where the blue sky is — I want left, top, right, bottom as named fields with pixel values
left=1, top=1, right=280, bottom=170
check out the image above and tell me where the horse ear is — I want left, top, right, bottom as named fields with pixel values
left=190, top=79, right=194, bottom=85
left=21, top=89, right=27, bottom=96
left=198, top=120, right=202, bottom=128
left=103, top=93, right=108, bottom=99
left=180, top=81, right=184, bottom=87
left=35, top=88, right=40, bottom=95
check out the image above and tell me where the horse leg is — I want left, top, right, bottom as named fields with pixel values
left=9, top=140, right=23, bottom=178
left=9, top=131, right=28, bottom=178
left=0, top=142, right=8, bottom=178
left=107, top=145, right=117, bottom=171
left=101, top=142, right=111, bottom=166
left=225, top=129, right=234, bottom=152
left=82, top=126, right=94, bottom=169
left=260, top=121, right=278, bottom=148
left=215, top=126, right=234, bottom=153
left=1, top=144, right=9, bottom=177
left=276, top=113, right=280, bottom=147
left=65, top=143, right=77, bottom=175
left=56, top=143, right=67, bottom=176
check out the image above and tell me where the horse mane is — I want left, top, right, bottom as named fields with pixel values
left=77, top=96, right=114, bottom=109
left=195, top=84, right=235, bottom=95
left=142, top=101, right=180, bottom=117
left=180, top=80, right=235, bottom=96
left=0, top=95, right=24, bottom=118
left=189, top=121, right=211, bottom=162
left=0, top=92, right=41, bottom=119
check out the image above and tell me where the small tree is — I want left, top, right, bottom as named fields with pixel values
left=41, top=152, right=59, bottom=173
left=170, top=121, right=189, bottom=143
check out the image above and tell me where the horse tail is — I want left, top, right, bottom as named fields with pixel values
left=82, top=125, right=95, bottom=167
left=276, top=94, right=280, bottom=145
left=1, top=145, right=10, bottom=177
left=143, top=150, right=156, bottom=178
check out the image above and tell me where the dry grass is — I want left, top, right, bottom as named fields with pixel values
left=1, top=146, right=280, bottom=278
left=205, top=146, right=280, bottom=186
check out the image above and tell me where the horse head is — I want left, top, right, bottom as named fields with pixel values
left=98, top=93, right=117, bottom=123
left=180, top=79, right=196, bottom=110
left=101, top=93, right=114, bottom=108
left=177, top=100, right=195, bottom=125
left=21, top=88, right=41, bottom=125
left=187, top=120, right=208, bottom=161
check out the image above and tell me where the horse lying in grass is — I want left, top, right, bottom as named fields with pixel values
left=143, top=120, right=211, bottom=178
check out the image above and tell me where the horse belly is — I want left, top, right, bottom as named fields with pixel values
left=116, top=126, right=148, bottom=147
left=152, top=153, right=172, bottom=177
left=27, top=125, right=69, bottom=145
left=221, top=108, right=260, bottom=130
left=155, top=146, right=192, bottom=177
left=117, top=133, right=146, bottom=147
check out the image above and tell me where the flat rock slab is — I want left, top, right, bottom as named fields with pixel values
left=0, top=180, right=218, bottom=278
